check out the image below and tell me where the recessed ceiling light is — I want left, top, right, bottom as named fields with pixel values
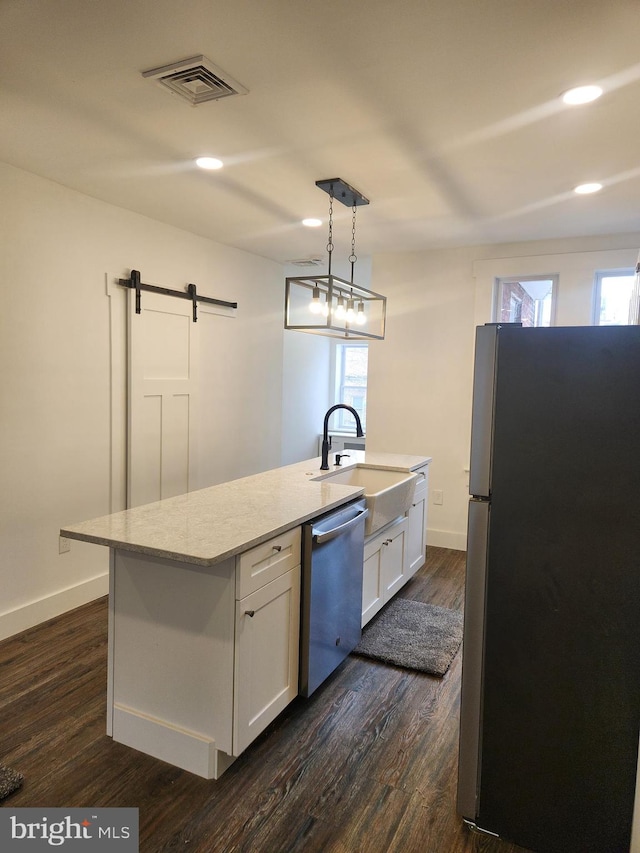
left=302, top=218, right=322, bottom=227
left=562, top=85, right=603, bottom=105
left=574, top=182, right=603, bottom=195
left=195, top=156, right=223, bottom=170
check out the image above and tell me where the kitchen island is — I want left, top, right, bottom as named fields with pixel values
left=61, top=451, right=430, bottom=778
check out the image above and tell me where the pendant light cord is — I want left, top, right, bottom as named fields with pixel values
left=349, top=203, right=358, bottom=283
left=326, top=190, right=334, bottom=277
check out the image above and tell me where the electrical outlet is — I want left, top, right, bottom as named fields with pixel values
left=433, top=489, right=443, bottom=506
left=59, top=536, right=71, bottom=554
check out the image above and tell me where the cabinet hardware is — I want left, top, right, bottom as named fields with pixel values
left=272, top=545, right=282, bottom=552
left=245, top=610, right=255, bottom=618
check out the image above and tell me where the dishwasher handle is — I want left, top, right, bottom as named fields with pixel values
left=312, top=508, right=369, bottom=544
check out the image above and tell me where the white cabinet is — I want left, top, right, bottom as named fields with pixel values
left=108, top=526, right=301, bottom=780
left=362, top=516, right=408, bottom=626
left=382, top=517, right=410, bottom=600
left=406, top=464, right=429, bottom=576
left=235, top=528, right=301, bottom=598
left=361, top=462, right=430, bottom=626
left=233, top=542, right=300, bottom=755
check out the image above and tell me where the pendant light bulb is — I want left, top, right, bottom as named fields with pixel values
left=321, top=296, right=330, bottom=317
left=346, top=298, right=356, bottom=322
left=355, top=300, right=366, bottom=325
left=335, top=295, right=346, bottom=319
left=309, top=285, right=323, bottom=314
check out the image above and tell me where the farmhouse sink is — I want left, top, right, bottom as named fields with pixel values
left=314, top=466, right=419, bottom=536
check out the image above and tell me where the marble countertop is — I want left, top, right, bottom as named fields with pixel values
left=313, top=449, right=431, bottom=475
left=61, top=452, right=431, bottom=567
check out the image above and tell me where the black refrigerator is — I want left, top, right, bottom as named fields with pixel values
left=457, top=323, right=640, bottom=853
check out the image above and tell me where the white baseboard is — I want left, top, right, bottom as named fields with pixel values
left=427, top=528, right=467, bottom=551
left=0, top=573, right=109, bottom=642
left=112, top=704, right=234, bottom=780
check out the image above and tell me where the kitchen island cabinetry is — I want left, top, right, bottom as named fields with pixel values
left=406, top=463, right=430, bottom=575
left=361, top=462, right=430, bottom=626
left=62, top=451, right=430, bottom=779
left=361, top=516, right=408, bottom=626
left=233, top=529, right=300, bottom=755
left=109, top=528, right=301, bottom=779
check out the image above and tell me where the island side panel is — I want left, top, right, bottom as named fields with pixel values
left=108, top=549, right=236, bottom=775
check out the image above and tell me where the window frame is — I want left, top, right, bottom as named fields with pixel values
left=592, top=268, right=636, bottom=326
left=331, top=341, right=368, bottom=433
left=493, top=274, right=558, bottom=327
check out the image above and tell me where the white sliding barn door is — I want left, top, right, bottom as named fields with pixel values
left=127, top=290, right=199, bottom=508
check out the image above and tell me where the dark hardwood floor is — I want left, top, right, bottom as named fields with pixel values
left=0, top=547, right=529, bottom=852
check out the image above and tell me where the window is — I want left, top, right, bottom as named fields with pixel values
left=593, top=270, right=636, bottom=325
left=334, top=343, right=368, bottom=432
left=495, top=276, right=557, bottom=327
left=509, top=294, right=523, bottom=323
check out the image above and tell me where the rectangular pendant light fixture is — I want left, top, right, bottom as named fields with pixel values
left=285, top=177, right=386, bottom=340
left=315, top=178, right=370, bottom=207
left=284, top=274, right=386, bottom=340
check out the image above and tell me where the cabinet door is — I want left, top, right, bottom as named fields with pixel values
left=362, top=516, right=410, bottom=627
left=362, top=536, right=386, bottom=627
left=381, top=516, right=409, bottom=600
left=406, top=466, right=429, bottom=576
left=233, top=567, right=300, bottom=756
left=406, top=498, right=426, bottom=575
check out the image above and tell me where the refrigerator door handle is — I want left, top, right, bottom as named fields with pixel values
left=457, top=498, right=490, bottom=820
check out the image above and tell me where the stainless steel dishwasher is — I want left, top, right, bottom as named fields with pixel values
left=299, top=498, right=368, bottom=698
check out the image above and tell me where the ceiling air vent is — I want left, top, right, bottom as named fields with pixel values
left=287, top=258, right=325, bottom=268
left=142, top=55, right=248, bottom=105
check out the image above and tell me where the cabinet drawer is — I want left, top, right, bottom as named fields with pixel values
left=412, top=471, right=428, bottom=504
left=364, top=515, right=408, bottom=560
left=236, top=527, right=301, bottom=599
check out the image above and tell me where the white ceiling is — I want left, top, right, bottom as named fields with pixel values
left=2, top=0, right=639, bottom=264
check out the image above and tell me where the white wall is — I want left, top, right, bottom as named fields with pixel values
left=281, top=261, right=332, bottom=464
left=367, top=234, right=640, bottom=549
left=281, top=331, right=331, bottom=464
left=0, top=161, right=287, bottom=640
left=280, top=256, right=373, bottom=465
